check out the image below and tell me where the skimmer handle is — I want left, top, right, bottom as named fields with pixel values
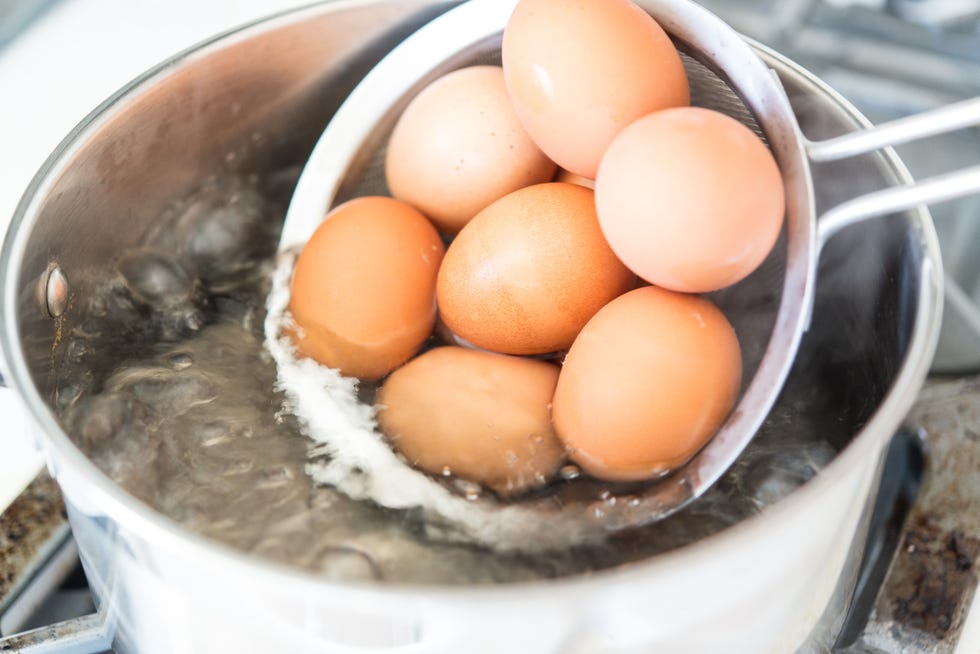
left=804, top=97, right=980, bottom=245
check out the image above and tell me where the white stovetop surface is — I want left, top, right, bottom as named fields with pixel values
left=0, top=2, right=977, bottom=651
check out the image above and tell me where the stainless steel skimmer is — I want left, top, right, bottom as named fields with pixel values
left=276, top=0, right=980, bottom=529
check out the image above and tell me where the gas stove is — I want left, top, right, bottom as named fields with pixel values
left=0, top=1, right=978, bottom=652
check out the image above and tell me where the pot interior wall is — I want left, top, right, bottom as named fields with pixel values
left=6, top=0, right=927, bottom=582
left=13, top=0, right=453, bottom=398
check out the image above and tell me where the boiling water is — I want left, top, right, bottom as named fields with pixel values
left=55, top=174, right=841, bottom=584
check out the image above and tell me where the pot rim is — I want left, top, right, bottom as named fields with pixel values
left=0, top=0, right=943, bottom=602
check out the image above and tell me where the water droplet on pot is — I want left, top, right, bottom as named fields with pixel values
left=452, top=479, right=482, bottom=501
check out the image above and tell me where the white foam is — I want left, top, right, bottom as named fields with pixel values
left=264, top=253, right=607, bottom=553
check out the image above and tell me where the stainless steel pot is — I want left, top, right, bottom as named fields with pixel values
left=0, top=1, right=946, bottom=652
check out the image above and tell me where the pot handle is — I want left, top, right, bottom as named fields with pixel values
left=805, top=96, right=980, bottom=247
left=834, top=380, right=980, bottom=652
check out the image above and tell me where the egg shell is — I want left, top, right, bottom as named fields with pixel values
left=385, top=66, right=556, bottom=234
left=552, top=285, right=742, bottom=482
left=502, top=0, right=689, bottom=178
left=436, top=182, right=635, bottom=355
left=289, top=196, right=444, bottom=380
left=595, top=107, right=785, bottom=293
left=377, top=346, right=565, bottom=496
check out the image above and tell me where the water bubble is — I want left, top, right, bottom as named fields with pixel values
left=117, top=250, right=195, bottom=307
left=177, top=311, right=204, bottom=332
left=450, top=478, right=483, bottom=501
left=201, top=432, right=231, bottom=448
left=224, top=459, right=254, bottom=475
left=124, top=371, right=215, bottom=415
left=67, top=340, right=89, bottom=362
left=55, top=384, right=84, bottom=412
left=441, top=466, right=452, bottom=477
left=627, top=497, right=641, bottom=508
left=67, top=394, right=153, bottom=450
left=174, top=182, right=271, bottom=286
left=170, top=353, right=193, bottom=370
left=559, top=464, right=581, bottom=480
left=197, top=421, right=232, bottom=447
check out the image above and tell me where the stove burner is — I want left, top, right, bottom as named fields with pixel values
left=0, top=475, right=110, bottom=653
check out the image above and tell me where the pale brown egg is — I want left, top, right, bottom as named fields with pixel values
left=289, top=196, right=444, bottom=380
left=376, top=346, right=565, bottom=497
left=502, top=0, right=689, bottom=178
left=596, top=107, right=785, bottom=293
left=552, top=286, right=742, bottom=482
left=436, top=182, right=635, bottom=355
left=385, top=65, right=557, bottom=234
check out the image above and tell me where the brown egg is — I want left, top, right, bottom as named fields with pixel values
left=503, top=0, right=689, bottom=178
left=596, top=107, right=785, bottom=293
left=385, top=66, right=557, bottom=234
left=289, top=196, right=444, bottom=380
left=437, top=183, right=635, bottom=355
left=376, top=346, right=565, bottom=496
left=552, top=286, right=742, bottom=482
